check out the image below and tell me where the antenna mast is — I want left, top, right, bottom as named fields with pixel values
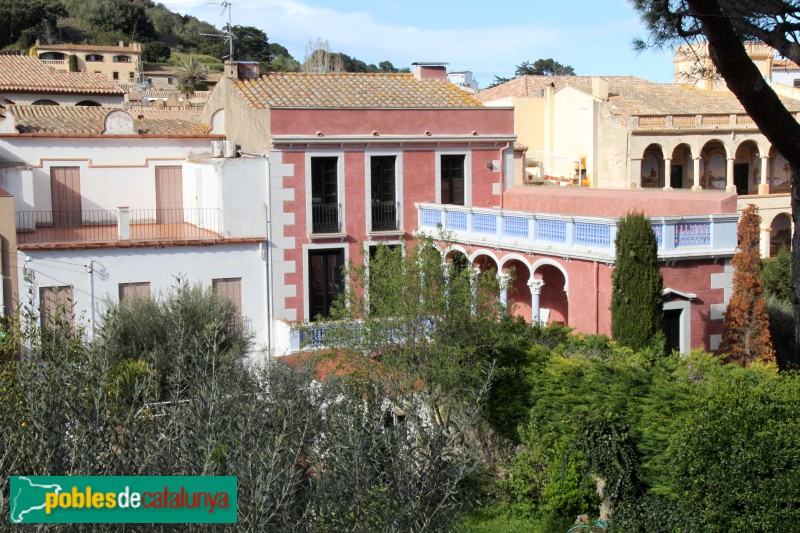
left=201, top=1, right=234, bottom=60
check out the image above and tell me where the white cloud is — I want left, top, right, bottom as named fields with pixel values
left=163, top=0, right=674, bottom=86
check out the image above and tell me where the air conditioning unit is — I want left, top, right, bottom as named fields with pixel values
left=222, top=141, right=236, bottom=158
left=211, top=141, right=223, bottom=157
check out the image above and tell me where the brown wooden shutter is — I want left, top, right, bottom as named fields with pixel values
left=155, top=166, right=184, bottom=224
left=119, top=282, right=151, bottom=302
left=40, top=285, right=74, bottom=329
left=50, top=167, right=82, bottom=226
left=212, top=277, right=242, bottom=315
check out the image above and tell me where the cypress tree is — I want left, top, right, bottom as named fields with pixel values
left=611, top=211, right=664, bottom=350
left=720, top=204, right=775, bottom=365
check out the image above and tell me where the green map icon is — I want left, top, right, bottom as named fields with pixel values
left=10, top=476, right=63, bottom=523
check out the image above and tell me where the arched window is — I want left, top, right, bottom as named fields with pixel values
left=32, top=99, right=59, bottom=106
left=76, top=100, right=101, bottom=107
left=85, top=54, right=104, bottom=62
left=113, top=55, right=131, bottom=63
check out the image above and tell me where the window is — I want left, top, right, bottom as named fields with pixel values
left=308, top=249, right=344, bottom=320
left=441, top=154, right=465, bottom=205
left=40, top=286, right=74, bottom=330
left=113, top=55, right=131, bottom=63
left=794, top=78, right=800, bottom=88
left=212, top=278, right=243, bottom=315
left=112, top=71, right=119, bottom=80
left=119, top=282, right=151, bottom=302
left=129, top=71, right=135, bottom=81
left=311, top=157, right=340, bottom=233
left=32, top=99, right=59, bottom=106
left=167, top=77, right=174, bottom=85
left=86, top=54, right=104, bottom=62
left=370, top=156, right=398, bottom=231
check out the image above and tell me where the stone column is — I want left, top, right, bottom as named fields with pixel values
left=528, top=279, right=544, bottom=324
left=497, top=272, right=510, bottom=311
left=726, top=157, right=736, bottom=193
left=662, top=157, right=673, bottom=190
left=758, top=155, right=770, bottom=195
left=692, top=157, right=702, bottom=191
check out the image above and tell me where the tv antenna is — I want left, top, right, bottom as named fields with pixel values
left=200, top=1, right=234, bottom=60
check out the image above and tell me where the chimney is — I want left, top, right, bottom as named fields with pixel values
left=592, top=77, right=609, bottom=99
left=411, top=62, right=448, bottom=81
left=237, top=61, right=260, bottom=80
left=119, top=41, right=124, bottom=48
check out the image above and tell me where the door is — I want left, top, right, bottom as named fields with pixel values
left=662, top=309, right=682, bottom=354
left=670, top=164, right=683, bottom=189
left=311, top=157, right=339, bottom=233
left=155, top=166, right=184, bottom=224
left=50, top=167, right=82, bottom=227
left=308, top=249, right=344, bottom=320
left=734, top=163, right=749, bottom=195
left=441, top=155, right=465, bottom=205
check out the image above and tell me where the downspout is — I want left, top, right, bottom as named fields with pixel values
left=87, top=259, right=95, bottom=341
left=498, top=141, right=512, bottom=209
left=264, top=158, right=274, bottom=354
left=593, top=260, right=599, bottom=334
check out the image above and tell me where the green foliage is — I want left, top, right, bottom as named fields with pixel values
left=175, top=55, right=209, bottom=97
left=67, top=53, right=77, bottom=71
left=611, top=212, right=664, bottom=351
left=516, top=58, right=576, bottom=76
left=75, top=0, right=155, bottom=41
left=762, top=246, right=792, bottom=301
left=96, top=279, right=250, bottom=401
left=141, top=40, right=171, bottom=63
left=0, top=0, right=65, bottom=49
left=1, top=290, right=481, bottom=531
left=766, top=294, right=798, bottom=369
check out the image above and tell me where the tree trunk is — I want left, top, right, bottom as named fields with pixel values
left=688, top=0, right=800, bottom=354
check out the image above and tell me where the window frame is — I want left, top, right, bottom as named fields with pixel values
left=435, top=150, right=471, bottom=206
left=118, top=281, right=151, bottom=302
left=364, top=151, right=403, bottom=232
left=303, top=243, right=348, bottom=321
left=305, top=151, right=345, bottom=234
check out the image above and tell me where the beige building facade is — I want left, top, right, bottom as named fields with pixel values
left=35, top=41, right=142, bottom=87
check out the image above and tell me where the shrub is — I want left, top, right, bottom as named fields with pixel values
left=611, top=212, right=663, bottom=351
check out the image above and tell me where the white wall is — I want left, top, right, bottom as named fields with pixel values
left=551, top=87, right=594, bottom=179
left=0, top=93, right=123, bottom=107
left=17, top=243, right=269, bottom=351
left=185, top=158, right=268, bottom=238
left=0, top=137, right=212, bottom=212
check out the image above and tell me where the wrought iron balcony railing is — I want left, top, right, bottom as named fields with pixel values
left=370, top=201, right=399, bottom=232
left=311, top=202, right=341, bottom=234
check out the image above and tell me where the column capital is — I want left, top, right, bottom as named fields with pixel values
left=527, top=278, right=545, bottom=294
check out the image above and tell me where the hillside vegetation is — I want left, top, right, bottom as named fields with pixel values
left=1, top=0, right=403, bottom=73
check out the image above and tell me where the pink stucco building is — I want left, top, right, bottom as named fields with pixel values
left=198, top=62, right=736, bottom=355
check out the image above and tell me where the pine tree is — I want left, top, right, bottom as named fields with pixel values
left=611, top=211, right=664, bottom=350
left=720, top=204, right=775, bottom=365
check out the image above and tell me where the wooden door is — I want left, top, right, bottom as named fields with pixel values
left=50, top=167, right=82, bottom=227
left=155, top=166, right=184, bottom=224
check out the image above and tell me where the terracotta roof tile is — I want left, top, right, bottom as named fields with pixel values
left=475, top=75, right=653, bottom=102
left=0, top=55, right=124, bottom=95
left=36, top=43, right=140, bottom=53
left=233, top=72, right=483, bottom=108
left=587, top=84, right=800, bottom=115
left=9, top=105, right=211, bottom=135
left=476, top=74, right=800, bottom=116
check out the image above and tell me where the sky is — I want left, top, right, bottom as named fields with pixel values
left=162, top=0, right=676, bottom=87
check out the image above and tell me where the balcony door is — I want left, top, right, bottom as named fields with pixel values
left=308, top=249, right=344, bottom=320
left=311, top=157, right=339, bottom=233
left=371, top=156, right=397, bottom=231
left=155, top=166, right=184, bottom=224
left=50, top=167, right=82, bottom=227
left=441, top=154, right=465, bottom=205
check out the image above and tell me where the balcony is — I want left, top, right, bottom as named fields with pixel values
left=370, top=201, right=399, bottom=232
left=39, top=59, right=66, bottom=66
left=416, top=203, right=738, bottom=261
left=16, top=208, right=222, bottom=247
left=311, top=203, right=341, bottom=234
left=631, top=113, right=784, bottom=131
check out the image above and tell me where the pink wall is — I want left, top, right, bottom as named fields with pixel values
left=270, top=108, right=513, bottom=137
left=503, top=187, right=738, bottom=217
left=450, top=246, right=725, bottom=351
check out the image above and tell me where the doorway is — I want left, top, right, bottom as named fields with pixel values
left=663, top=308, right=682, bottom=354
left=734, top=163, right=749, bottom=195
